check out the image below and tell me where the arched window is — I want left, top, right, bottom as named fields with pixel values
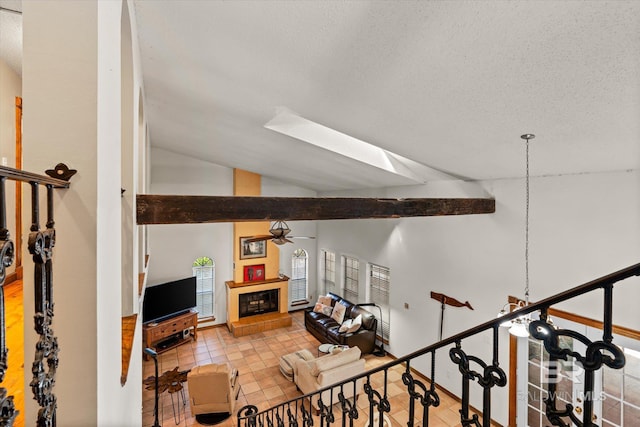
left=291, top=249, right=308, bottom=303
left=192, top=256, right=215, bottom=319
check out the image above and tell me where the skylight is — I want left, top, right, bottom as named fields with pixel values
left=264, top=107, right=456, bottom=184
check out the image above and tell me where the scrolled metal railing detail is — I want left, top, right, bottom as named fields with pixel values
left=235, top=263, right=640, bottom=427
left=300, top=400, right=314, bottom=427
left=28, top=183, right=59, bottom=427
left=317, top=397, right=334, bottom=425
left=364, top=378, right=390, bottom=427
left=543, top=353, right=577, bottom=427
left=402, top=367, right=439, bottom=426
left=0, top=177, right=17, bottom=427
left=0, top=165, right=71, bottom=427
left=275, top=409, right=284, bottom=427
left=238, top=405, right=259, bottom=427
left=530, top=319, right=625, bottom=427
left=0, top=240, right=13, bottom=287
left=449, top=342, right=506, bottom=427
left=337, top=389, right=358, bottom=425
left=285, top=405, right=298, bottom=427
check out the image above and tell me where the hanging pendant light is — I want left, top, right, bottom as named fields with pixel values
left=499, top=134, right=535, bottom=337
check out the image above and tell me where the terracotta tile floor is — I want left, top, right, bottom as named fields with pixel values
left=142, top=311, right=475, bottom=427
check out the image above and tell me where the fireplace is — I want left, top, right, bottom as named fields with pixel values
left=239, top=289, right=279, bottom=318
left=225, top=277, right=291, bottom=337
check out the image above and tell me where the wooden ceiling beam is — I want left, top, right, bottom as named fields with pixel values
left=136, top=195, right=495, bottom=225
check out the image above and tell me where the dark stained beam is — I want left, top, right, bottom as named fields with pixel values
left=136, top=195, right=495, bottom=225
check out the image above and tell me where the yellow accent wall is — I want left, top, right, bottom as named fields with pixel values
left=232, top=169, right=279, bottom=282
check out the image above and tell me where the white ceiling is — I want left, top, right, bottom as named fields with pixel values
left=0, top=1, right=22, bottom=75
left=3, top=1, right=640, bottom=192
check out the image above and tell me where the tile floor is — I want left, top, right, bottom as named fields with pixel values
left=142, top=311, right=481, bottom=427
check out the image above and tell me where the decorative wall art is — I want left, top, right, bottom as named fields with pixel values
left=240, top=237, right=267, bottom=259
left=243, top=264, right=265, bottom=282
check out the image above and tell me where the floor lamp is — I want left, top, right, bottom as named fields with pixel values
left=356, top=303, right=386, bottom=357
left=144, top=348, right=162, bottom=427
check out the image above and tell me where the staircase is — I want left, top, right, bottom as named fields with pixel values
left=237, top=263, right=640, bottom=427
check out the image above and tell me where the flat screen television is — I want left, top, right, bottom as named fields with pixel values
left=143, top=276, right=197, bottom=324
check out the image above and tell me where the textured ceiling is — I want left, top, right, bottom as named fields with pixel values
left=2, top=2, right=639, bottom=192
left=0, top=0, right=22, bottom=75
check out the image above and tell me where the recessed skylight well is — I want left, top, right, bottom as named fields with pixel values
left=264, top=107, right=456, bottom=183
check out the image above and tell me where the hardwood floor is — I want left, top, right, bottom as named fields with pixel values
left=4, top=279, right=24, bottom=427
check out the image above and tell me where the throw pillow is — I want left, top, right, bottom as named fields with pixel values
left=330, top=302, right=347, bottom=324
left=313, top=302, right=333, bottom=316
left=317, top=295, right=333, bottom=306
left=347, top=314, right=362, bottom=333
left=338, top=318, right=353, bottom=333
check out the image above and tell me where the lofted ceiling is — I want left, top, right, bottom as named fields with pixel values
left=3, top=1, right=640, bottom=192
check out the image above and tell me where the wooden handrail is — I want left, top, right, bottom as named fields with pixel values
left=237, top=261, right=640, bottom=427
left=0, top=165, right=71, bottom=188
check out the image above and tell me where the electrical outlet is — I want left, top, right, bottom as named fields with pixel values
left=404, top=302, right=409, bottom=309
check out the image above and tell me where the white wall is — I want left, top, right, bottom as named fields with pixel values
left=317, top=170, right=640, bottom=426
left=148, top=147, right=234, bottom=325
left=22, top=1, right=144, bottom=425
left=0, top=59, right=20, bottom=278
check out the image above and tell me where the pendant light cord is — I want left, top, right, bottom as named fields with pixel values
left=525, top=138, right=530, bottom=305
left=521, top=134, right=535, bottom=305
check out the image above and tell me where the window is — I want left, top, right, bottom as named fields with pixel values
left=521, top=318, right=640, bottom=426
left=290, top=248, right=308, bottom=303
left=369, top=264, right=390, bottom=342
left=322, top=250, right=336, bottom=294
left=192, top=256, right=214, bottom=319
left=602, top=347, right=640, bottom=426
left=343, top=256, right=359, bottom=300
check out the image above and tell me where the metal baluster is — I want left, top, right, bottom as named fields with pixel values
left=0, top=176, right=17, bottom=426
left=337, top=382, right=358, bottom=427
left=450, top=338, right=506, bottom=427
left=286, top=403, right=298, bottom=427
left=318, top=391, right=334, bottom=427
left=28, top=181, right=58, bottom=427
left=238, top=404, right=259, bottom=427
left=300, top=398, right=313, bottom=427
left=531, top=314, right=625, bottom=427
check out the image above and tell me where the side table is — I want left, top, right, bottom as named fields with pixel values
left=144, top=367, right=190, bottom=424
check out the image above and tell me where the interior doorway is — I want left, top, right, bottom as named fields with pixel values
left=514, top=314, right=640, bottom=426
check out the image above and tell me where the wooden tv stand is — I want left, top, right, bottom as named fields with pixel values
left=143, top=310, right=198, bottom=359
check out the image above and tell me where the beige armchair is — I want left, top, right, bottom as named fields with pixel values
left=294, top=346, right=365, bottom=410
left=187, top=363, right=240, bottom=418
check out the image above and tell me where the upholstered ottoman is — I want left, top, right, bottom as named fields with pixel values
left=279, top=349, right=314, bottom=382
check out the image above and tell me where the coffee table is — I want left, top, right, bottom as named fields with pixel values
left=317, top=343, right=335, bottom=356
left=318, top=343, right=348, bottom=356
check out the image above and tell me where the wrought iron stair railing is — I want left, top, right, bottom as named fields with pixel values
left=237, top=262, right=640, bottom=427
left=0, top=164, right=74, bottom=427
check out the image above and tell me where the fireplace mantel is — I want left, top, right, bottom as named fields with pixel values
left=226, top=276, right=289, bottom=289
left=225, top=277, right=292, bottom=337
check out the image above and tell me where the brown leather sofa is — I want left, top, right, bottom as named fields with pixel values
left=304, top=292, right=377, bottom=354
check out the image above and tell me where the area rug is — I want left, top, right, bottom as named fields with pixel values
left=195, top=412, right=231, bottom=425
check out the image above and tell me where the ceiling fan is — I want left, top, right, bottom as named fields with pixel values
left=245, top=220, right=315, bottom=245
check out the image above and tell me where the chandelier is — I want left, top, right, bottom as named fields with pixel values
left=498, top=134, right=535, bottom=337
